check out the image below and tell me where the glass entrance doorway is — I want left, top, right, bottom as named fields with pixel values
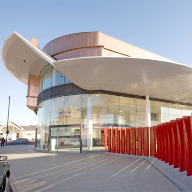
left=49, top=125, right=81, bottom=152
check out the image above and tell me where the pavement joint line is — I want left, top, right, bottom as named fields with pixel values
left=15, top=155, right=123, bottom=192
left=129, top=159, right=147, bottom=173
left=14, top=154, right=120, bottom=184
left=146, top=159, right=186, bottom=192
left=13, top=153, right=102, bottom=180
left=111, top=157, right=142, bottom=177
left=35, top=171, right=87, bottom=192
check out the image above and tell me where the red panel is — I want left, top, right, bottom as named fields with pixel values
left=176, top=119, right=186, bottom=172
left=108, top=127, right=112, bottom=152
left=104, top=129, right=108, bottom=150
left=117, top=128, right=120, bottom=153
left=156, top=125, right=160, bottom=159
left=126, top=128, right=131, bottom=154
left=154, top=126, right=157, bottom=157
left=150, top=126, right=156, bottom=157
left=112, top=127, right=117, bottom=153
left=137, top=128, right=142, bottom=156
left=162, top=124, right=166, bottom=162
left=167, top=122, right=174, bottom=165
left=121, top=128, right=125, bottom=154
left=183, top=116, right=192, bottom=176
left=132, top=128, right=136, bottom=155
left=159, top=124, right=164, bottom=160
left=171, top=120, right=180, bottom=168
left=164, top=123, right=169, bottom=163
left=143, top=127, right=149, bottom=156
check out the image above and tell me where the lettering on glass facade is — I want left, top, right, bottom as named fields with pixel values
left=58, top=110, right=71, bottom=118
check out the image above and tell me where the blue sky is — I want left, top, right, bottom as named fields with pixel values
left=0, top=0, right=192, bottom=125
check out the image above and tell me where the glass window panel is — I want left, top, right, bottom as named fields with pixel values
left=52, top=97, right=64, bottom=112
left=39, top=69, right=44, bottom=92
left=43, top=65, right=52, bottom=89
left=63, top=95, right=81, bottom=124
left=65, top=77, right=71, bottom=83
left=52, top=68, right=65, bottom=86
left=42, top=100, right=52, bottom=114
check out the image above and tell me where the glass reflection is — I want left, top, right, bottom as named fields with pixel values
left=37, top=93, right=192, bottom=151
left=39, top=64, right=72, bottom=92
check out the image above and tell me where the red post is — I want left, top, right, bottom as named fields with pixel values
left=167, top=122, right=174, bottom=165
left=159, top=124, right=164, bottom=160
left=121, top=128, right=125, bottom=154
left=171, top=120, right=180, bottom=168
left=150, top=126, right=156, bottom=157
left=132, top=128, right=136, bottom=155
left=176, top=119, right=186, bottom=172
left=108, top=127, right=112, bottom=152
left=126, top=128, right=131, bottom=154
left=164, top=123, right=169, bottom=163
left=183, top=116, right=192, bottom=176
left=137, top=127, right=142, bottom=156
left=104, top=128, right=108, bottom=150
left=161, top=124, right=166, bottom=162
left=156, top=125, right=160, bottom=159
left=117, top=128, right=121, bottom=153
left=112, top=127, right=117, bottom=153
left=143, top=127, right=149, bottom=156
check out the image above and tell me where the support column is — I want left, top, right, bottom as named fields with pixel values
left=145, top=95, right=151, bottom=127
left=87, top=95, right=93, bottom=150
left=146, top=95, right=151, bottom=156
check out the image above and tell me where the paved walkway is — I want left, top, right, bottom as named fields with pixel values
left=0, top=145, right=191, bottom=192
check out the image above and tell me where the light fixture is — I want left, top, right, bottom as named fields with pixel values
left=23, top=51, right=26, bottom=62
left=96, top=95, right=98, bottom=96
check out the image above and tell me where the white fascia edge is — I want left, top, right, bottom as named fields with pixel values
left=14, top=32, right=55, bottom=65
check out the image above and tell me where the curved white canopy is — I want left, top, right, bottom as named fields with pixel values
left=2, top=32, right=55, bottom=85
left=54, top=57, right=192, bottom=104
left=2, top=32, right=192, bottom=104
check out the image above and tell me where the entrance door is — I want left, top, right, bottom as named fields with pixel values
left=49, top=125, right=81, bottom=152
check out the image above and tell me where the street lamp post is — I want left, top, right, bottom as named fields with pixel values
left=6, top=96, right=10, bottom=146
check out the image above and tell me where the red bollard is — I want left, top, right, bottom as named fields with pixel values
left=108, top=127, right=112, bottom=152
left=150, top=126, right=156, bottom=157
left=143, top=127, right=149, bottom=156
left=176, top=118, right=186, bottom=172
left=132, top=128, right=136, bottom=155
left=104, top=128, right=108, bottom=150
left=121, top=128, right=125, bottom=154
left=171, top=120, right=180, bottom=168
left=183, top=116, right=192, bottom=176
left=138, top=128, right=142, bottom=156
left=126, top=128, right=131, bottom=155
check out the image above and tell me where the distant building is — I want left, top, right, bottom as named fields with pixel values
left=0, top=122, right=37, bottom=141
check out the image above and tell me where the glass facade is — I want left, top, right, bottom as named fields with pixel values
left=36, top=65, right=192, bottom=152
left=150, top=101, right=192, bottom=126
left=36, top=94, right=146, bottom=150
left=39, top=64, right=71, bottom=92
left=36, top=95, right=192, bottom=151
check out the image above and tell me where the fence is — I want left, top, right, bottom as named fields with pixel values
left=108, top=116, right=192, bottom=176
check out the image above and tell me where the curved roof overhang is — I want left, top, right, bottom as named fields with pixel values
left=2, top=32, right=55, bottom=85
left=54, top=57, right=192, bottom=104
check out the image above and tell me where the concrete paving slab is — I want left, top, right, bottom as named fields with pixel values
left=0, top=145, right=190, bottom=192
